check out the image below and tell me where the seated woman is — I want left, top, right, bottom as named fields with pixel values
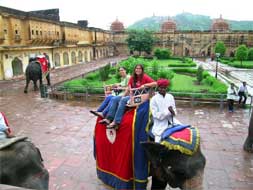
left=100, top=64, right=157, bottom=129
left=90, top=67, right=130, bottom=118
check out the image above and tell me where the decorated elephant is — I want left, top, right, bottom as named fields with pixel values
left=141, top=140, right=206, bottom=190
left=24, top=58, right=42, bottom=93
left=0, top=136, right=49, bottom=190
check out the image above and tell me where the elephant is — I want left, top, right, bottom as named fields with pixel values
left=243, top=109, right=253, bottom=152
left=0, top=137, right=49, bottom=190
left=24, top=58, right=42, bottom=93
left=141, top=141, right=206, bottom=190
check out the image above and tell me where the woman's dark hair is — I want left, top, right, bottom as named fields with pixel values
left=132, top=64, right=144, bottom=87
left=118, top=66, right=127, bottom=72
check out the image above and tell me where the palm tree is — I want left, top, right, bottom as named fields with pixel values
left=243, top=110, right=253, bottom=152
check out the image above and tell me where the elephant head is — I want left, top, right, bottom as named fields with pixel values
left=141, top=141, right=206, bottom=190
left=0, top=139, right=49, bottom=190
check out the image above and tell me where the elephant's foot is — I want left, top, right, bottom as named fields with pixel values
left=24, top=89, right=28, bottom=93
left=182, top=170, right=204, bottom=190
left=243, top=138, right=253, bottom=153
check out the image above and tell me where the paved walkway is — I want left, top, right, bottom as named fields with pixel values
left=195, top=59, right=253, bottom=93
left=0, top=57, right=253, bottom=190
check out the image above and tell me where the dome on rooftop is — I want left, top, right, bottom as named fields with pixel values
left=110, top=19, right=124, bottom=32
left=211, top=15, right=230, bottom=32
left=161, top=18, right=177, bottom=32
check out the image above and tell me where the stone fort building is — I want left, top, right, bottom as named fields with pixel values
left=0, top=5, right=253, bottom=80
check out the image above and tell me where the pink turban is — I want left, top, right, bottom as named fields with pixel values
left=157, top=78, right=170, bottom=87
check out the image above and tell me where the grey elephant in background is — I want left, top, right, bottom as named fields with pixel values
left=24, top=57, right=42, bottom=93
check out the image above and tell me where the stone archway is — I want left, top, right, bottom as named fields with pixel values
left=207, top=46, right=211, bottom=57
left=54, top=53, right=61, bottom=67
left=71, top=51, right=76, bottom=64
left=63, top=52, right=69, bottom=65
left=84, top=51, right=88, bottom=62
left=78, top=51, right=83, bottom=63
left=12, top=57, right=23, bottom=76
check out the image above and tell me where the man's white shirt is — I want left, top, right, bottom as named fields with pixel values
left=150, top=92, right=180, bottom=142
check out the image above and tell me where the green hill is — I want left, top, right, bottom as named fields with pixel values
left=128, top=13, right=253, bottom=31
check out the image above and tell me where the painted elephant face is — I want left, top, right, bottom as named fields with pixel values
left=0, top=141, right=49, bottom=190
left=141, top=142, right=206, bottom=189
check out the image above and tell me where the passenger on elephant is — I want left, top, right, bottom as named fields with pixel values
left=0, top=112, right=14, bottom=139
left=90, top=67, right=130, bottom=118
left=101, top=64, right=156, bottom=129
left=150, top=79, right=180, bottom=142
left=37, top=54, right=51, bottom=86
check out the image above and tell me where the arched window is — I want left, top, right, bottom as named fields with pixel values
left=84, top=51, right=88, bottom=62
left=63, top=52, right=69, bottom=65
left=71, top=51, right=76, bottom=64
left=78, top=51, right=83, bottom=63
left=12, top=57, right=23, bottom=76
left=54, top=53, right=61, bottom=67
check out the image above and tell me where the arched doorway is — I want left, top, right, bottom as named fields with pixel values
left=63, top=52, right=69, bottom=65
left=207, top=46, right=211, bottom=57
left=54, top=53, right=61, bottom=67
left=71, top=51, right=76, bottom=64
left=78, top=51, right=83, bottom=63
left=84, top=51, right=88, bottom=62
left=12, top=57, right=23, bottom=76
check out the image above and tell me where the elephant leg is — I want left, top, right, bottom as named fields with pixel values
left=33, top=80, right=39, bottom=91
left=151, top=176, right=167, bottom=190
left=46, top=74, right=51, bottom=86
left=39, top=76, right=43, bottom=88
left=24, top=79, right=30, bottom=93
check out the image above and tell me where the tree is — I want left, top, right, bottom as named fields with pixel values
left=235, top=45, right=248, bottom=66
left=126, top=30, right=156, bottom=56
left=243, top=110, right=253, bottom=152
left=214, top=41, right=226, bottom=57
left=196, top=65, right=204, bottom=84
left=247, top=48, right=253, bottom=60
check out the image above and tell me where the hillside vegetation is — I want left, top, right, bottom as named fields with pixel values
left=128, top=13, right=253, bottom=31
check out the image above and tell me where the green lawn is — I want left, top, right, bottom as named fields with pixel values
left=170, top=73, right=227, bottom=94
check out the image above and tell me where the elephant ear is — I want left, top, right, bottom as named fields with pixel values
left=141, top=141, right=168, bottom=167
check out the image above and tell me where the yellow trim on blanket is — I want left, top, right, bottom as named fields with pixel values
left=97, top=166, right=133, bottom=182
left=132, top=108, right=137, bottom=189
left=160, top=127, right=200, bottom=156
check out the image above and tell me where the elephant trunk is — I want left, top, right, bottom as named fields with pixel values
left=182, top=170, right=204, bottom=190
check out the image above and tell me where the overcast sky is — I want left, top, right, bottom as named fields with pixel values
left=1, top=0, right=253, bottom=29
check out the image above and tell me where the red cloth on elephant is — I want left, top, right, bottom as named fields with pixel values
left=37, top=56, right=48, bottom=73
left=0, top=112, right=11, bottom=133
left=94, top=101, right=150, bottom=189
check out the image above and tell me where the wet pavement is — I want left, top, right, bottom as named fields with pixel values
left=1, top=57, right=253, bottom=190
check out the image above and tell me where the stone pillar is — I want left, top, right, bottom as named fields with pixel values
left=0, top=52, right=4, bottom=80
left=0, top=15, right=4, bottom=41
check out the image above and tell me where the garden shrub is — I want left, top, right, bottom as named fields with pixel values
left=202, top=71, right=210, bottom=79
left=99, top=64, right=111, bottom=81
left=158, top=70, right=174, bottom=80
left=85, top=72, right=100, bottom=81
left=203, top=76, right=215, bottom=86
left=154, top=48, right=171, bottom=59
